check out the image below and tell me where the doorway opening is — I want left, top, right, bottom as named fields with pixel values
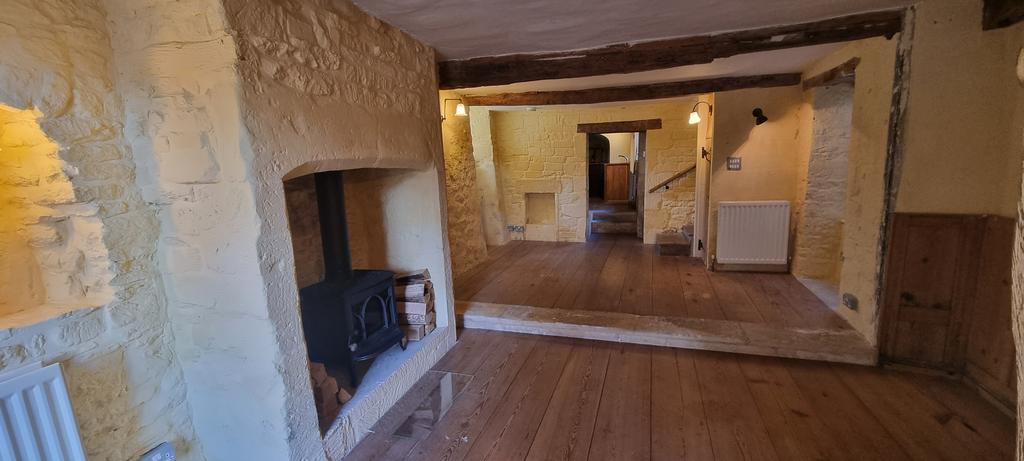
left=586, top=131, right=643, bottom=240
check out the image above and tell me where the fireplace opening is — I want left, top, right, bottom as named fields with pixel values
left=284, top=170, right=406, bottom=432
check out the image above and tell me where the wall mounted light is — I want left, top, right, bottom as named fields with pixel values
left=441, top=98, right=467, bottom=121
left=688, top=101, right=713, bottom=125
left=752, top=107, right=768, bottom=125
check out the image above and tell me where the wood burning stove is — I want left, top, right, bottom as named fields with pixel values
left=298, top=171, right=405, bottom=388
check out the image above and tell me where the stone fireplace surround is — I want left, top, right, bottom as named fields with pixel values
left=0, top=0, right=456, bottom=460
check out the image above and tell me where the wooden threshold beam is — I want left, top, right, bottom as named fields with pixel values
left=439, top=9, right=904, bottom=89
left=463, top=73, right=801, bottom=107
left=803, top=57, right=861, bottom=90
left=577, top=119, right=661, bottom=133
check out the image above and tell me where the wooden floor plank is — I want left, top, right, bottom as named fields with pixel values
left=673, top=350, right=715, bottom=460
left=576, top=236, right=633, bottom=312
left=457, top=241, right=530, bottom=300
left=403, top=333, right=539, bottom=460
left=472, top=242, right=547, bottom=303
left=468, top=338, right=575, bottom=460
left=524, top=341, right=612, bottom=461
left=350, top=330, right=1014, bottom=461
left=651, top=252, right=685, bottom=317
left=552, top=238, right=615, bottom=310
left=708, top=271, right=766, bottom=323
left=589, top=344, right=652, bottom=461
left=786, top=361, right=911, bottom=460
left=617, top=239, right=654, bottom=315
left=676, top=257, right=726, bottom=320
left=693, top=351, right=780, bottom=461
left=522, top=242, right=582, bottom=308
left=833, top=364, right=1006, bottom=460
left=738, top=357, right=831, bottom=460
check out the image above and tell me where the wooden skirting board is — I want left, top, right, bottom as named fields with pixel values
left=456, top=301, right=876, bottom=365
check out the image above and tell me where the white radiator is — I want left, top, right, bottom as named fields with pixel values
left=716, top=201, right=791, bottom=266
left=0, top=363, right=86, bottom=461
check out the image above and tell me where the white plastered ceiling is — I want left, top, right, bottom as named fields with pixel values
left=352, top=0, right=912, bottom=60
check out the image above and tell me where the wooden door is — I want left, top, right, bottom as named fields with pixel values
left=604, top=164, right=630, bottom=201
left=880, top=214, right=981, bottom=370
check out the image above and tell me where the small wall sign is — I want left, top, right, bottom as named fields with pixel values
left=727, top=156, right=742, bottom=171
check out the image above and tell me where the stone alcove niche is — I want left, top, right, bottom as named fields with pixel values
left=0, top=104, right=114, bottom=328
left=282, top=164, right=454, bottom=453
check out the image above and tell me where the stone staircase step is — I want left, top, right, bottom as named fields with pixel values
left=590, top=210, right=637, bottom=222
left=656, top=230, right=692, bottom=256
left=591, top=221, right=638, bottom=234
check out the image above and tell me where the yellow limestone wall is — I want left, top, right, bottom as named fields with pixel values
left=797, top=36, right=898, bottom=344
left=898, top=0, right=1023, bottom=218
left=439, top=91, right=489, bottom=277
left=707, top=85, right=805, bottom=260
left=0, top=0, right=204, bottom=458
left=486, top=99, right=699, bottom=243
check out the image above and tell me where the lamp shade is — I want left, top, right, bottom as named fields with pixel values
left=454, top=103, right=467, bottom=116
left=688, top=111, right=701, bottom=125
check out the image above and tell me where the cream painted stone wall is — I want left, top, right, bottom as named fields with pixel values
left=487, top=100, right=698, bottom=243
left=0, top=0, right=203, bottom=459
left=794, top=37, right=897, bottom=343
left=792, top=84, right=854, bottom=285
left=898, top=0, right=1023, bottom=218
left=439, top=91, right=488, bottom=277
left=223, top=0, right=456, bottom=458
left=0, top=106, right=115, bottom=319
left=708, top=85, right=804, bottom=260
left=468, top=107, right=510, bottom=246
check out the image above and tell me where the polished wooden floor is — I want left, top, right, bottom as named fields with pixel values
left=347, top=330, right=1014, bottom=460
left=456, top=235, right=850, bottom=331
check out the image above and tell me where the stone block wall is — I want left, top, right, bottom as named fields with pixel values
left=486, top=100, right=698, bottom=243
left=0, top=0, right=202, bottom=459
left=792, top=84, right=854, bottom=284
left=439, top=92, right=488, bottom=277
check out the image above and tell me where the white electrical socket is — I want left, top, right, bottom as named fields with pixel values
left=139, top=442, right=176, bottom=461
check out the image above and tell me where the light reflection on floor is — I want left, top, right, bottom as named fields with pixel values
left=393, top=371, right=473, bottom=439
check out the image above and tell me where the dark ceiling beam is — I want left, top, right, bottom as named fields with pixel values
left=577, top=119, right=662, bottom=134
left=438, top=9, right=904, bottom=89
left=463, top=73, right=801, bottom=106
left=983, top=0, right=1024, bottom=30
left=802, top=57, right=861, bottom=90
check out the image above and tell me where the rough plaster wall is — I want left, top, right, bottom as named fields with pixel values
left=898, top=0, right=1023, bottom=218
left=1010, top=25, right=1024, bottom=461
left=0, top=106, right=115, bottom=317
left=487, top=100, right=698, bottom=243
left=792, top=84, right=854, bottom=284
left=439, top=91, right=488, bottom=277
left=797, top=37, right=896, bottom=343
left=707, top=85, right=804, bottom=260
left=468, top=107, right=509, bottom=245
left=223, top=0, right=456, bottom=458
left=0, top=0, right=203, bottom=459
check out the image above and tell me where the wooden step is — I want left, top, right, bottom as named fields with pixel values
left=656, top=230, right=691, bottom=256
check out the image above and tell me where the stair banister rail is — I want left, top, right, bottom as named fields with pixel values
left=648, top=163, right=697, bottom=193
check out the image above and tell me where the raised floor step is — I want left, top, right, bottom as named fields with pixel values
left=590, top=210, right=637, bottom=222
left=656, top=229, right=692, bottom=256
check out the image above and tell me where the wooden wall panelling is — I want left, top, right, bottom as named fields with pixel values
left=963, top=216, right=1016, bottom=406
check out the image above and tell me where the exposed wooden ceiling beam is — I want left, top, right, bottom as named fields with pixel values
left=983, top=0, right=1024, bottom=30
left=577, top=119, right=662, bottom=133
left=463, top=73, right=801, bottom=106
left=802, top=57, right=861, bottom=90
left=438, top=9, right=904, bottom=89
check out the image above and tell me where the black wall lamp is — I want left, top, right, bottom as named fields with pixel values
left=752, top=107, right=768, bottom=125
